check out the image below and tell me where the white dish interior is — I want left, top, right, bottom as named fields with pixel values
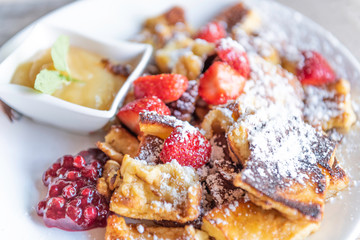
left=0, top=23, right=152, bottom=133
left=0, top=0, right=359, bottom=239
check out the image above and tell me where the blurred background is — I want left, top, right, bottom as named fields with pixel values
left=1, top=0, right=360, bottom=59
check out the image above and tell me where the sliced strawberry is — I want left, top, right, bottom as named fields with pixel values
left=134, top=74, right=188, bottom=103
left=297, top=50, right=336, bottom=85
left=160, top=125, right=211, bottom=169
left=216, top=38, right=250, bottom=78
left=117, top=96, right=170, bottom=135
left=198, top=61, right=246, bottom=105
left=195, top=21, right=227, bottom=43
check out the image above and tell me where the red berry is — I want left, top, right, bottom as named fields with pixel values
left=117, top=96, right=171, bottom=135
left=47, top=197, right=65, bottom=208
left=56, top=167, right=68, bottom=178
left=37, top=201, right=47, bottom=216
left=91, top=160, right=102, bottom=170
left=216, top=38, right=250, bottom=78
left=49, top=185, right=62, bottom=197
left=199, top=61, right=246, bottom=105
left=62, top=185, right=77, bottom=199
left=68, top=198, right=82, bottom=208
left=83, top=205, right=97, bottom=221
left=81, top=165, right=98, bottom=181
left=65, top=170, right=81, bottom=181
left=296, top=50, right=336, bottom=85
left=66, top=205, right=82, bottom=222
left=73, top=155, right=86, bottom=169
left=134, top=74, right=189, bottom=103
left=37, top=149, right=109, bottom=231
left=81, top=187, right=95, bottom=197
left=52, top=163, right=61, bottom=171
left=45, top=197, right=66, bottom=219
left=60, top=155, right=74, bottom=168
left=195, top=21, right=227, bottom=43
left=160, top=126, right=211, bottom=169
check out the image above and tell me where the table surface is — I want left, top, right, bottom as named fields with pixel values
left=1, top=0, right=359, bottom=239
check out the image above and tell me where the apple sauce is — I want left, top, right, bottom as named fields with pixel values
left=11, top=47, right=127, bottom=110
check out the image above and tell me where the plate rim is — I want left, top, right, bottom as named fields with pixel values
left=0, top=0, right=360, bottom=239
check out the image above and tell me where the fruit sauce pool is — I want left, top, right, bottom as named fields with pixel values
left=37, top=149, right=110, bottom=231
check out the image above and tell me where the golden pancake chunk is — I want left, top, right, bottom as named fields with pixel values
left=155, top=36, right=214, bottom=75
left=97, top=160, right=121, bottom=198
left=325, top=158, right=350, bottom=199
left=135, top=6, right=193, bottom=50
left=202, top=200, right=320, bottom=240
left=139, top=111, right=182, bottom=139
left=106, top=215, right=209, bottom=240
left=110, top=155, right=202, bottom=223
left=201, top=106, right=236, bottom=139
left=304, top=78, right=356, bottom=132
left=232, top=28, right=281, bottom=65
left=231, top=55, right=304, bottom=119
left=213, top=2, right=261, bottom=33
left=229, top=111, right=336, bottom=221
left=97, top=125, right=139, bottom=163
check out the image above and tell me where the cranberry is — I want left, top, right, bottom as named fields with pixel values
left=60, top=155, right=74, bottom=168
left=73, top=156, right=86, bottom=169
left=43, top=163, right=62, bottom=186
left=91, top=160, right=102, bottom=170
left=80, top=187, right=95, bottom=197
left=65, top=170, right=81, bottom=181
left=68, top=198, right=82, bottom=208
left=66, top=205, right=82, bottom=222
left=37, top=201, right=46, bottom=216
left=81, top=165, right=98, bottom=181
left=62, top=185, right=77, bottom=199
left=45, top=197, right=66, bottom=219
left=84, top=205, right=97, bottom=221
left=37, top=148, right=109, bottom=231
left=49, top=185, right=61, bottom=198
left=56, top=167, right=68, bottom=178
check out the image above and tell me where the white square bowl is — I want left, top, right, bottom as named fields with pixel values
left=0, top=24, right=152, bottom=133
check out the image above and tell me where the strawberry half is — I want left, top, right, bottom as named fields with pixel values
left=134, top=74, right=188, bottom=103
left=297, top=50, right=336, bottom=85
left=198, top=61, right=246, bottom=105
left=216, top=38, right=250, bottom=78
left=160, top=125, right=211, bottom=169
left=195, top=21, right=227, bottom=43
left=117, top=96, right=170, bottom=135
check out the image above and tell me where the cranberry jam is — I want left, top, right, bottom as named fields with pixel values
left=37, top=148, right=109, bottom=231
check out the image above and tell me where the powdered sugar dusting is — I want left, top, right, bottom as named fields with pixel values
left=238, top=108, right=335, bottom=190
left=236, top=54, right=304, bottom=118
left=218, top=37, right=245, bottom=53
left=304, top=85, right=344, bottom=127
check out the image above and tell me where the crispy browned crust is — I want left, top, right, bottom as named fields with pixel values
left=230, top=118, right=336, bottom=222
left=202, top=199, right=320, bottom=240
left=97, top=125, right=139, bottom=163
left=233, top=148, right=336, bottom=222
left=325, top=158, right=350, bottom=199
left=139, top=111, right=180, bottom=139
left=96, top=142, right=124, bottom=163
left=106, top=215, right=209, bottom=240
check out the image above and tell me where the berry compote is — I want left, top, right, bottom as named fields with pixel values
left=37, top=148, right=110, bottom=231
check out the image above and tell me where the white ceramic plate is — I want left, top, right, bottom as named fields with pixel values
left=0, top=0, right=359, bottom=239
